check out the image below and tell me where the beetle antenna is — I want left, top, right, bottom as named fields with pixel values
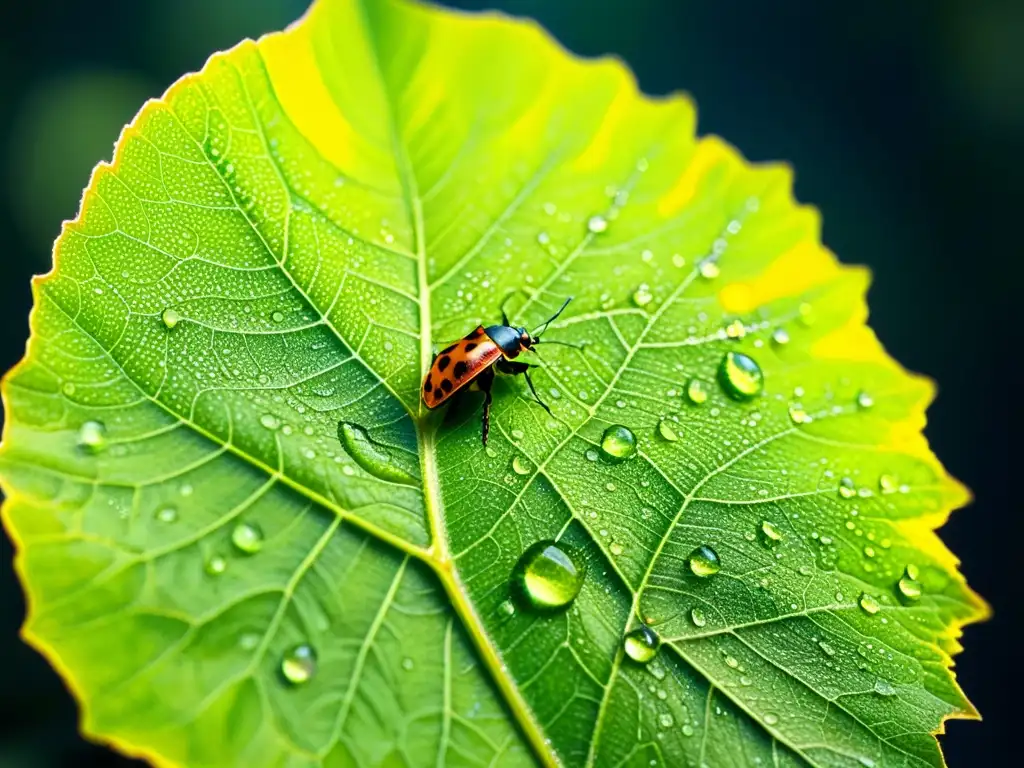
left=535, top=338, right=585, bottom=350
left=532, top=296, right=573, bottom=338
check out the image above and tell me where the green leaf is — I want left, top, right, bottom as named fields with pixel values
left=0, top=1, right=986, bottom=766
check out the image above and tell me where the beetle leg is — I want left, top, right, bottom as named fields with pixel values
left=477, top=367, right=495, bottom=445
left=523, top=369, right=553, bottom=416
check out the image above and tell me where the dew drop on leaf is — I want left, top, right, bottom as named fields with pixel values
left=259, top=413, right=280, bottom=430
left=859, top=593, right=881, bottom=615
left=856, top=390, right=874, bottom=409
left=687, top=545, right=721, bottom=577
left=77, top=420, right=106, bottom=453
left=205, top=555, right=227, bottom=576
left=685, top=378, right=708, bottom=405
left=280, top=643, right=317, bottom=685
left=271, top=311, right=285, bottom=323
left=600, top=424, right=637, bottom=462
left=632, top=284, right=653, bottom=307
left=718, top=351, right=763, bottom=400
left=898, top=564, right=922, bottom=602
left=511, top=540, right=586, bottom=610
left=498, top=599, right=516, bottom=617
left=873, top=679, right=896, bottom=696
left=623, top=626, right=660, bottom=663
left=587, top=214, right=608, bottom=234
left=879, top=474, right=897, bottom=494
left=690, top=608, right=706, bottom=627
left=657, top=418, right=679, bottom=442
left=231, top=522, right=264, bottom=554
left=725, top=320, right=745, bottom=339
left=512, top=456, right=531, bottom=475
left=788, top=404, right=812, bottom=424
left=771, top=327, right=790, bottom=345
left=761, top=520, right=783, bottom=544
left=699, top=259, right=720, bottom=279
left=161, top=308, right=181, bottom=329
left=838, top=476, right=857, bottom=499
left=156, top=507, right=177, bottom=524
left=337, top=422, right=416, bottom=484
left=763, top=713, right=779, bottom=726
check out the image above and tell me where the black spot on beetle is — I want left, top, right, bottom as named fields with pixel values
left=441, top=344, right=456, bottom=355
left=441, top=378, right=453, bottom=392
left=433, top=390, right=443, bottom=401
left=464, top=342, right=477, bottom=352
left=424, top=377, right=433, bottom=393
left=437, top=356, right=451, bottom=372
left=453, top=361, right=468, bottom=378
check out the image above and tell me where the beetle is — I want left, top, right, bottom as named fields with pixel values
left=422, top=297, right=576, bottom=444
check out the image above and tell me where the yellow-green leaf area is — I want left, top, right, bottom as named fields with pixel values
left=0, top=1, right=986, bottom=767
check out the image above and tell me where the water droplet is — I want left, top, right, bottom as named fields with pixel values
left=682, top=724, right=695, bottom=737
left=725, top=320, right=746, bottom=339
left=239, top=633, right=260, bottom=651
left=61, top=382, right=76, bottom=396
left=718, top=352, right=763, bottom=400
left=77, top=421, right=107, bottom=453
left=659, top=713, right=674, bottom=728
left=280, top=644, right=317, bottom=685
left=231, top=522, right=264, bottom=554
left=873, top=679, right=896, bottom=696
left=818, top=640, right=836, bottom=657
left=512, top=540, right=586, bottom=610
left=858, top=758, right=876, bottom=768
left=609, top=542, right=624, bottom=556
left=511, top=429, right=525, bottom=441
left=760, top=520, right=783, bottom=544
left=259, top=413, right=280, bottom=430
left=337, top=422, right=416, bottom=484
left=623, top=626, right=660, bottom=663
left=724, top=654, right=739, bottom=668
left=161, top=308, right=181, bottom=329
left=599, top=424, right=637, bottom=462
left=271, top=311, right=285, bottom=323
left=856, top=390, right=874, bottom=409
left=699, top=260, right=720, bottom=279
left=685, top=378, right=708, bottom=405
left=485, top=445, right=498, bottom=458
left=798, top=302, right=815, bottom=326
left=205, top=554, right=227, bottom=576
left=498, top=599, right=516, bottom=617
left=512, top=456, right=531, bottom=475
left=788, top=404, right=812, bottom=424
left=632, top=284, right=653, bottom=307
left=657, top=418, right=679, bottom=442
left=771, top=327, right=790, bottom=345
left=690, top=608, right=706, bottom=627
left=587, top=215, right=608, bottom=234
left=897, top=565, right=922, bottom=602
left=838, top=477, right=857, bottom=499
left=859, top=593, right=881, bottom=615
left=401, top=657, right=415, bottom=671
left=763, top=713, right=779, bottom=726
left=879, top=474, right=897, bottom=494
left=156, top=507, right=177, bottom=524
left=584, top=448, right=599, bottom=462
left=687, top=545, right=721, bottom=577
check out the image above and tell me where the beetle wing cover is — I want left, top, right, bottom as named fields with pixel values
left=422, top=327, right=502, bottom=408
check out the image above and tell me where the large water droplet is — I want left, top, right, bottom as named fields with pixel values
left=685, top=378, right=708, bottom=405
left=338, top=422, right=416, bottom=484
left=760, top=520, right=783, bottom=545
left=718, top=352, right=763, bottom=400
left=771, top=327, right=790, bottom=346
left=763, top=713, right=779, bottom=726
left=687, top=545, right=721, bottom=577
left=725, top=320, right=746, bottom=339
left=632, top=284, right=653, bottom=307
left=856, top=390, right=874, bottom=409
left=879, top=474, right=897, bottom=494
left=873, top=679, right=896, bottom=696
left=587, top=215, right=608, bottom=234
left=897, top=564, right=922, bottom=602
left=623, top=626, right=660, bottom=663
left=77, top=421, right=107, bottom=453
left=512, top=456, right=531, bottom=475
left=788, top=404, right=812, bottom=425
left=231, top=522, right=264, bottom=554
left=699, top=260, right=720, bottom=279
left=838, top=477, right=857, bottom=499
left=859, top=593, right=881, bottom=615
left=259, top=413, right=280, bottom=430
left=657, top=418, right=679, bottom=442
left=512, top=540, right=586, bottom=610
left=271, top=311, right=285, bottom=323
left=280, top=644, right=317, bottom=685
left=161, top=308, right=182, bottom=329
left=600, top=424, right=637, bottom=462
left=690, top=608, right=707, bottom=627
left=205, top=554, right=227, bottom=576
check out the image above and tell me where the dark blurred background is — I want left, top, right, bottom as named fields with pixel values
left=0, top=0, right=1019, bottom=765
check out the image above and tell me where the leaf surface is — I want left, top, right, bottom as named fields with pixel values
left=0, top=1, right=986, bottom=766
